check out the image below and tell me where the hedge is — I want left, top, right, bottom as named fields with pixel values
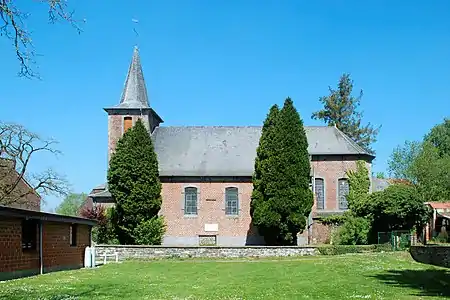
left=317, top=244, right=394, bottom=255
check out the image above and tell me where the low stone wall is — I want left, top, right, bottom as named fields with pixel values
left=94, top=245, right=318, bottom=260
left=410, top=245, right=450, bottom=268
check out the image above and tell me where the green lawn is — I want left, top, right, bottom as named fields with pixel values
left=1, top=252, right=449, bottom=300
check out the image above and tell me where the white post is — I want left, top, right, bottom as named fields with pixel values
left=115, top=252, right=119, bottom=263
left=91, top=247, right=96, bottom=268
left=104, top=253, right=107, bottom=265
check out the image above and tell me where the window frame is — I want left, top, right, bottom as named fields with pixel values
left=22, top=219, right=37, bottom=251
left=184, top=187, right=198, bottom=216
left=225, top=187, right=239, bottom=216
left=123, top=116, right=133, bottom=133
left=337, top=178, right=350, bottom=210
left=314, top=178, right=325, bottom=210
left=69, top=224, right=78, bottom=247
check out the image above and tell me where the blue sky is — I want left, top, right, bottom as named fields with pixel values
left=1, top=1, right=449, bottom=211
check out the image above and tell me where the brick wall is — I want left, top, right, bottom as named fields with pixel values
left=0, top=217, right=91, bottom=281
left=160, top=181, right=263, bottom=246
left=0, top=159, right=41, bottom=211
left=311, top=222, right=337, bottom=244
left=311, top=155, right=371, bottom=212
left=42, top=222, right=91, bottom=272
left=107, top=113, right=152, bottom=162
left=0, top=218, right=39, bottom=277
left=108, top=115, right=123, bottom=162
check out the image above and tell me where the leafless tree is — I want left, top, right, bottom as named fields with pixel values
left=0, top=0, right=84, bottom=78
left=0, top=122, right=70, bottom=207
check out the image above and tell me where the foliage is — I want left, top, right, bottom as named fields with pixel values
left=133, top=217, right=166, bottom=245
left=318, top=214, right=347, bottom=226
left=410, top=142, right=450, bottom=202
left=0, top=122, right=69, bottom=207
left=55, top=192, right=87, bottom=216
left=80, top=205, right=119, bottom=244
left=363, top=184, right=431, bottom=243
left=107, top=119, right=162, bottom=244
left=316, top=244, right=393, bottom=255
left=1, top=1, right=84, bottom=78
left=251, top=104, right=279, bottom=230
left=388, top=140, right=422, bottom=182
left=388, top=119, right=450, bottom=202
left=424, top=118, right=450, bottom=157
left=251, top=98, right=313, bottom=245
left=346, top=160, right=371, bottom=215
left=434, top=232, right=449, bottom=244
left=376, top=172, right=386, bottom=179
left=311, top=73, right=380, bottom=154
left=333, top=214, right=371, bottom=245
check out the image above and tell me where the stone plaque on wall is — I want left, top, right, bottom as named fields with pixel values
left=204, top=223, right=218, bottom=232
left=199, top=235, right=217, bottom=246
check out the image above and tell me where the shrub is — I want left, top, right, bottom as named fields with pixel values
left=436, top=231, right=449, bottom=243
left=334, top=215, right=371, bottom=245
left=317, top=244, right=393, bottom=255
left=133, top=216, right=166, bottom=245
left=80, top=205, right=119, bottom=244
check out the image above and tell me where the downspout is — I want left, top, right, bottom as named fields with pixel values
left=39, top=220, right=43, bottom=275
left=308, top=158, right=314, bottom=245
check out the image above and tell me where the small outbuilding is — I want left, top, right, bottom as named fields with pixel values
left=0, top=205, right=96, bottom=281
left=424, top=202, right=450, bottom=242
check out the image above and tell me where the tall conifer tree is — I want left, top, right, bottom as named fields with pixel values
left=251, top=99, right=314, bottom=245
left=107, top=119, right=162, bottom=244
left=312, top=73, right=380, bottom=154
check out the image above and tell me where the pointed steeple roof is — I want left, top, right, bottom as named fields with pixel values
left=115, top=46, right=149, bottom=109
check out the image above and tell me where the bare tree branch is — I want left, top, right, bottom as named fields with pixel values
left=0, top=122, right=70, bottom=207
left=0, top=0, right=84, bottom=78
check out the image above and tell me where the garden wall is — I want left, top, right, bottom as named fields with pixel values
left=94, top=245, right=318, bottom=260
left=410, top=245, right=450, bottom=268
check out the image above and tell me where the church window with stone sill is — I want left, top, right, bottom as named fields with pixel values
left=314, top=178, right=325, bottom=210
left=225, top=187, right=239, bottom=216
left=184, top=187, right=198, bottom=215
left=338, top=178, right=349, bottom=210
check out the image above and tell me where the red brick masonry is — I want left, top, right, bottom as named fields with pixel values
left=0, top=206, right=96, bottom=281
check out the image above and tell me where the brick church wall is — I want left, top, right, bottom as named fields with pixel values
left=160, top=180, right=264, bottom=246
left=160, top=156, right=372, bottom=246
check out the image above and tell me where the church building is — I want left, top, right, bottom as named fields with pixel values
left=88, top=47, right=375, bottom=246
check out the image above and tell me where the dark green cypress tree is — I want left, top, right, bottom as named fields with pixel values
left=271, top=98, right=313, bottom=245
left=251, top=105, right=281, bottom=244
left=251, top=99, right=314, bottom=245
left=251, top=98, right=313, bottom=245
left=107, top=119, right=162, bottom=244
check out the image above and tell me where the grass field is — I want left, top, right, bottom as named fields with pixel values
left=0, top=252, right=449, bottom=300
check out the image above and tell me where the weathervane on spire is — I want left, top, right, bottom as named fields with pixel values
left=132, top=18, right=139, bottom=47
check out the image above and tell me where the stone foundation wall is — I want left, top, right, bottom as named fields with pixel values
left=94, top=245, right=318, bottom=260
left=410, top=245, right=450, bottom=268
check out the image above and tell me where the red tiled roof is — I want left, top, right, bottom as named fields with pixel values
left=426, top=202, right=450, bottom=209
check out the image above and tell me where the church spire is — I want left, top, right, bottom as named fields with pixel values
left=117, top=46, right=149, bottom=109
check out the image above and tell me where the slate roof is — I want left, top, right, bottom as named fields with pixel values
left=371, top=177, right=391, bottom=192
left=151, top=125, right=372, bottom=177
left=108, top=47, right=149, bottom=109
